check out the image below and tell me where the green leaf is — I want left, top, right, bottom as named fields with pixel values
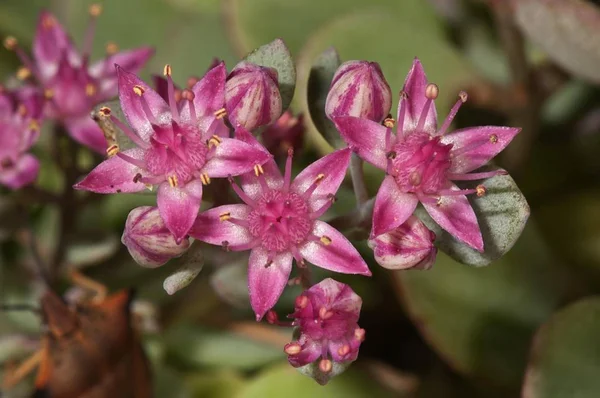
left=514, top=0, right=600, bottom=83
left=415, top=168, right=530, bottom=267
left=236, top=362, right=393, bottom=397
left=186, top=370, right=246, bottom=398
left=522, top=297, right=600, bottom=398
left=306, top=47, right=343, bottom=149
left=245, top=39, right=296, bottom=112
left=166, top=324, right=284, bottom=370
left=163, top=245, right=204, bottom=295
left=394, top=222, right=582, bottom=388
left=210, top=261, right=251, bottom=309
left=66, top=232, right=120, bottom=268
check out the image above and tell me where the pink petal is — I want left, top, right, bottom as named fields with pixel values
left=331, top=116, right=388, bottom=170
left=0, top=154, right=39, bottom=189
left=442, top=126, right=522, bottom=174
left=64, top=116, right=106, bottom=153
left=33, top=11, right=76, bottom=80
left=92, top=47, right=155, bottom=98
left=308, top=278, right=362, bottom=317
left=422, top=185, right=483, bottom=252
left=234, top=126, right=283, bottom=200
left=186, top=62, right=226, bottom=119
left=152, top=75, right=170, bottom=103
left=288, top=336, right=322, bottom=367
left=157, top=180, right=203, bottom=242
left=202, top=137, right=271, bottom=178
left=291, top=148, right=351, bottom=213
left=248, top=248, right=293, bottom=320
left=400, top=58, right=437, bottom=134
left=73, top=148, right=147, bottom=193
left=116, top=65, right=170, bottom=142
left=189, top=204, right=254, bottom=250
left=299, top=221, right=371, bottom=276
left=372, top=175, right=418, bottom=237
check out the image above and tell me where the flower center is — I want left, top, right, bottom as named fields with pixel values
left=391, top=132, right=452, bottom=194
left=247, top=190, right=312, bottom=253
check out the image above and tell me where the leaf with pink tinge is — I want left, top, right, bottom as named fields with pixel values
left=157, top=180, right=203, bottom=242
left=248, top=248, right=293, bottom=320
left=415, top=167, right=530, bottom=266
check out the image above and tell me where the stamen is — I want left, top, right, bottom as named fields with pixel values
left=167, top=175, right=178, bottom=187
left=219, top=212, right=231, bottom=222
left=163, top=64, right=180, bottom=121
left=108, top=114, right=149, bottom=149
left=41, top=14, right=56, bottom=29
left=476, top=184, right=486, bottom=197
left=448, top=170, right=507, bottom=181
left=181, top=89, right=197, bottom=124
left=228, top=176, right=256, bottom=206
left=284, top=147, right=294, bottom=192
left=139, top=175, right=165, bottom=185
left=106, top=144, right=119, bottom=157
left=354, top=328, right=366, bottom=342
left=207, top=135, right=222, bottom=148
left=266, top=310, right=279, bottom=324
left=254, top=164, right=264, bottom=177
left=319, top=359, right=333, bottom=374
left=133, top=85, right=160, bottom=125
left=4, top=37, right=39, bottom=81
left=438, top=91, right=468, bottom=136
left=489, top=134, right=498, bottom=144
left=221, top=240, right=230, bottom=252
left=187, top=76, right=199, bottom=88
left=116, top=152, right=147, bottom=169
left=318, top=307, right=333, bottom=319
left=3, top=36, right=17, bottom=51
left=303, top=173, right=325, bottom=199
left=290, top=245, right=305, bottom=267
left=82, top=4, right=103, bottom=62
left=450, top=137, right=490, bottom=157
left=214, top=108, right=227, bottom=119
left=437, top=187, right=479, bottom=197
left=99, top=106, right=111, bottom=116
left=133, top=173, right=143, bottom=183
left=338, top=345, right=351, bottom=357
left=44, top=89, right=54, bottom=100
left=16, top=67, right=30, bottom=80
left=200, top=173, right=211, bottom=185
left=295, top=295, right=309, bottom=309
left=28, top=120, right=40, bottom=132
left=85, top=83, right=97, bottom=97
left=133, top=85, right=145, bottom=96
left=416, top=83, right=438, bottom=131
left=397, top=91, right=408, bottom=137
left=320, top=235, right=332, bottom=245
left=105, top=41, right=118, bottom=55
left=310, top=195, right=336, bottom=219
left=284, top=343, right=302, bottom=356
left=383, top=117, right=395, bottom=128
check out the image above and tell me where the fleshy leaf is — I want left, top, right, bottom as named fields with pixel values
left=415, top=167, right=530, bottom=266
left=66, top=232, right=119, bottom=268
left=245, top=39, right=296, bottom=113
left=163, top=245, right=205, bottom=295
left=210, top=261, right=251, bottom=309
left=521, top=297, right=600, bottom=398
left=306, top=47, right=343, bottom=148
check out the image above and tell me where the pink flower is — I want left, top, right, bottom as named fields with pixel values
left=74, top=64, right=272, bottom=242
left=283, top=279, right=364, bottom=378
left=332, top=58, right=521, bottom=251
left=0, top=86, right=44, bottom=189
left=326, top=60, right=392, bottom=122
left=190, top=132, right=370, bottom=320
left=3, top=6, right=153, bottom=152
left=262, top=111, right=305, bottom=158
left=122, top=206, right=191, bottom=268
left=225, top=61, right=282, bottom=131
left=368, top=215, right=437, bottom=270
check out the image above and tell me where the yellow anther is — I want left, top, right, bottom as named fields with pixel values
left=105, top=42, right=118, bottom=55
left=338, top=345, right=350, bottom=357
left=214, top=108, right=227, bottom=119
left=200, top=173, right=211, bottom=185
left=459, top=91, right=468, bottom=103
left=315, top=173, right=325, bottom=183
left=106, top=144, right=119, bottom=157
left=284, top=343, right=302, bottom=356
left=383, top=117, right=395, bottom=128
left=476, top=185, right=486, bottom=197
left=489, top=134, right=498, bottom=144
left=99, top=106, right=112, bottom=116
left=163, top=64, right=172, bottom=76
left=17, top=104, right=27, bottom=116
left=28, top=120, right=40, bottom=132
left=319, top=359, right=333, bottom=374
left=85, top=83, right=97, bottom=97
left=219, top=212, right=231, bottom=222
left=133, top=85, right=145, bottom=96
left=89, top=3, right=103, bottom=17
left=320, top=235, right=332, bottom=245
left=167, top=175, right=179, bottom=187
left=354, top=328, right=366, bottom=342
left=207, top=135, right=222, bottom=148
left=425, top=83, right=439, bottom=100
left=16, top=67, right=31, bottom=80
left=44, top=89, right=54, bottom=99
left=319, top=307, right=333, bottom=319
left=3, top=36, right=17, bottom=51
left=253, top=164, right=264, bottom=177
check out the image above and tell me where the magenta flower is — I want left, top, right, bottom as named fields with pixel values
left=3, top=6, right=153, bottom=152
left=368, top=215, right=437, bottom=270
left=0, top=86, right=44, bottom=189
left=325, top=60, right=392, bottom=122
left=284, top=279, right=364, bottom=381
left=225, top=61, right=282, bottom=131
left=122, top=206, right=191, bottom=268
left=332, top=59, right=521, bottom=251
left=190, top=131, right=370, bottom=319
left=74, top=64, right=272, bottom=242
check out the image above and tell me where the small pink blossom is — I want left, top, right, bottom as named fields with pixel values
left=0, top=86, right=44, bottom=189
left=368, top=215, right=437, bottom=270
left=190, top=131, right=370, bottom=320
left=3, top=7, right=153, bottom=152
left=262, top=111, right=305, bottom=158
left=333, top=58, right=521, bottom=251
left=74, top=64, right=271, bottom=242
left=283, top=278, right=364, bottom=381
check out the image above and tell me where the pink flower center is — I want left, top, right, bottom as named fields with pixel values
left=390, top=132, right=452, bottom=195
left=247, top=190, right=312, bottom=253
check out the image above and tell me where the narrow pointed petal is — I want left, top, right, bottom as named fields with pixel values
left=331, top=116, right=388, bottom=170
left=299, top=221, right=371, bottom=276
left=442, top=126, right=522, bottom=174
left=248, top=248, right=293, bottom=320
left=202, top=137, right=271, bottom=178
left=422, top=185, right=484, bottom=252
left=188, top=61, right=226, bottom=117
left=33, top=11, right=75, bottom=79
left=234, top=126, right=283, bottom=199
left=291, top=148, right=351, bottom=212
left=0, top=154, right=39, bottom=189
left=73, top=148, right=147, bottom=193
left=157, top=180, right=203, bottom=242
left=92, top=47, right=155, bottom=98
left=64, top=116, right=106, bottom=153
left=372, top=175, right=418, bottom=237
left=400, top=58, right=437, bottom=133
left=189, top=204, right=254, bottom=251
left=116, top=65, right=170, bottom=142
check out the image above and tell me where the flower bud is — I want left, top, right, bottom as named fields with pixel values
left=368, top=215, right=437, bottom=270
left=225, top=61, right=282, bottom=131
left=325, top=60, right=392, bottom=123
left=261, top=111, right=304, bottom=158
left=285, top=278, right=363, bottom=385
left=122, top=206, right=191, bottom=268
